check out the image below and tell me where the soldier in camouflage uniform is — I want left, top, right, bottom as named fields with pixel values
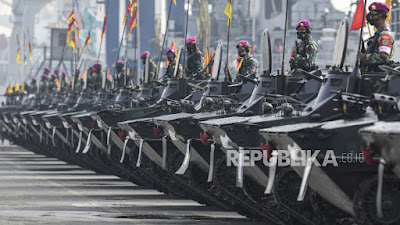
left=88, top=63, right=103, bottom=91
left=186, top=36, right=205, bottom=80
left=140, top=51, right=158, bottom=83
left=48, top=74, right=58, bottom=93
left=39, top=74, right=48, bottom=95
left=72, top=68, right=83, bottom=91
left=236, top=40, right=258, bottom=81
left=163, top=47, right=183, bottom=82
left=289, top=20, right=318, bottom=72
left=360, top=2, right=394, bottom=72
left=29, top=78, right=38, bottom=94
left=60, top=72, right=69, bottom=92
left=113, top=60, right=130, bottom=88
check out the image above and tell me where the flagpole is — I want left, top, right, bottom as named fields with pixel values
left=356, top=0, right=368, bottom=68
left=157, top=0, right=174, bottom=77
left=78, top=6, right=99, bottom=62
left=223, top=18, right=231, bottom=81
left=116, top=17, right=128, bottom=63
left=182, top=0, right=190, bottom=75
left=97, top=0, right=110, bottom=63
left=281, top=0, right=289, bottom=75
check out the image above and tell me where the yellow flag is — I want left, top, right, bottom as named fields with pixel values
left=224, top=0, right=232, bottom=26
left=16, top=49, right=20, bottom=64
left=56, top=79, right=60, bottom=91
left=386, top=0, right=391, bottom=23
left=173, top=0, right=176, bottom=6
left=83, top=68, right=87, bottom=82
left=199, top=0, right=201, bottom=3
left=20, top=83, right=25, bottom=93
left=14, top=82, right=19, bottom=92
left=7, top=84, right=13, bottom=94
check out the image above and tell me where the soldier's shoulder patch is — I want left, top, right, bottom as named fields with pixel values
left=381, top=34, right=390, bottom=40
left=379, top=33, right=392, bottom=55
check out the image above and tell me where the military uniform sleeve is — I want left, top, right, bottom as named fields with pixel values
left=247, top=58, right=258, bottom=75
left=193, top=52, right=205, bottom=79
left=290, top=41, right=318, bottom=69
left=364, top=32, right=393, bottom=64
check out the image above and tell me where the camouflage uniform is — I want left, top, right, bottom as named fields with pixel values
left=48, top=79, right=57, bottom=93
left=186, top=50, right=205, bottom=80
left=164, top=61, right=183, bottom=80
left=29, top=84, right=38, bottom=94
left=144, top=61, right=158, bottom=83
left=237, top=56, right=258, bottom=76
left=289, top=36, right=318, bottom=71
left=361, top=25, right=394, bottom=72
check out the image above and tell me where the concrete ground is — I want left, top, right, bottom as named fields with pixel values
left=0, top=143, right=268, bottom=225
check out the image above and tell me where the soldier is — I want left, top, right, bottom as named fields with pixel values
left=44, top=67, right=51, bottom=76
left=140, top=51, right=158, bottom=83
left=164, top=47, right=183, bottom=81
left=289, top=20, right=318, bottom=71
left=73, top=68, right=83, bottom=91
left=60, top=72, right=69, bottom=92
left=360, top=2, right=394, bottom=72
left=236, top=40, right=258, bottom=81
left=38, top=74, right=48, bottom=95
left=29, top=78, right=38, bottom=94
left=54, top=68, right=60, bottom=79
left=89, top=63, right=103, bottom=91
left=48, top=74, right=58, bottom=93
left=186, top=36, right=205, bottom=80
left=114, top=60, right=128, bottom=88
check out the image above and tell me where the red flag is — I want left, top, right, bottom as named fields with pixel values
left=101, top=13, right=107, bottom=39
left=165, top=41, right=176, bottom=66
left=82, top=32, right=91, bottom=54
left=350, top=0, right=367, bottom=33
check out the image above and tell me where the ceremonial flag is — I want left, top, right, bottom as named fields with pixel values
left=70, top=36, right=77, bottom=52
left=28, top=27, right=32, bottom=62
left=224, top=0, right=232, bottom=26
left=101, top=13, right=107, bottom=39
left=66, top=10, right=74, bottom=22
left=127, top=0, right=137, bottom=37
left=7, top=84, right=13, bottom=94
left=204, top=47, right=210, bottom=67
left=173, top=0, right=176, bottom=6
left=16, top=49, right=20, bottom=64
left=82, top=32, right=91, bottom=54
left=56, top=79, right=60, bottom=91
left=165, top=41, right=177, bottom=66
left=20, top=83, right=25, bottom=93
left=28, top=42, right=32, bottom=62
left=122, top=0, right=132, bottom=26
left=386, top=0, right=392, bottom=23
left=83, top=68, right=87, bottom=82
left=14, top=82, right=19, bottom=92
left=107, top=67, right=111, bottom=81
left=24, top=51, right=27, bottom=66
left=349, top=0, right=366, bottom=33
left=16, top=34, right=20, bottom=64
